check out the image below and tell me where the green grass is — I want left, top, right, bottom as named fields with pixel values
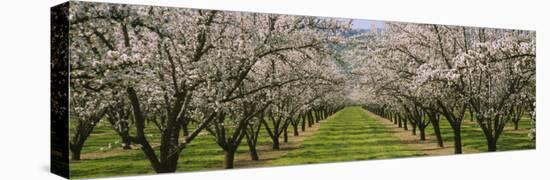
left=70, top=118, right=277, bottom=178
left=269, top=107, right=425, bottom=165
left=424, top=113, right=535, bottom=152
left=69, top=107, right=535, bottom=179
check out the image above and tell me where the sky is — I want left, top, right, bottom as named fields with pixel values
left=350, top=19, right=385, bottom=30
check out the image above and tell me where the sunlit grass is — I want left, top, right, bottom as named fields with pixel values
left=269, top=107, right=424, bottom=166
left=70, top=107, right=535, bottom=178
left=424, top=113, right=535, bottom=152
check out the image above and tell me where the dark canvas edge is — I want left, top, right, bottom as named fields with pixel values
left=51, top=1, right=70, bottom=179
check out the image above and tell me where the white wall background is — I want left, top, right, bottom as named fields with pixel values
left=0, top=0, right=546, bottom=179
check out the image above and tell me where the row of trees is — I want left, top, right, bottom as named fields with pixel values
left=64, top=2, right=535, bottom=173
left=68, top=2, right=350, bottom=173
left=351, top=22, right=536, bottom=153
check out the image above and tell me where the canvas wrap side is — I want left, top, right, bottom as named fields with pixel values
left=51, top=2, right=70, bottom=179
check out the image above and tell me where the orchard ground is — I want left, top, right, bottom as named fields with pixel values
left=70, top=107, right=535, bottom=178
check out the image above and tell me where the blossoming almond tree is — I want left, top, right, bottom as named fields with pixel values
left=64, top=1, right=534, bottom=175
left=69, top=2, right=229, bottom=172
left=459, top=28, right=535, bottom=151
left=351, top=22, right=535, bottom=153
left=69, top=1, right=353, bottom=171
left=198, top=13, right=350, bottom=168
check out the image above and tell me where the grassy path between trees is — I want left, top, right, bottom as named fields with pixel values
left=71, top=111, right=327, bottom=178
left=268, top=107, right=424, bottom=165
left=366, top=109, right=535, bottom=154
left=365, top=111, right=479, bottom=155
left=71, top=106, right=534, bottom=178
left=71, top=106, right=422, bottom=178
left=231, top=116, right=324, bottom=168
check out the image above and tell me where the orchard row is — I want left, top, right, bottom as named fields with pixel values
left=68, top=2, right=350, bottom=173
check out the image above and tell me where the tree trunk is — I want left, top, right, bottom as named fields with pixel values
left=248, top=144, right=259, bottom=161
left=397, top=114, right=402, bottom=128
left=514, top=121, right=519, bottom=130
left=315, top=111, right=320, bottom=123
left=487, top=141, right=497, bottom=152
left=469, top=108, right=474, bottom=122
left=224, top=149, right=236, bottom=169
left=452, top=126, right=463, bottom=154
left=245, top=131, right=260, bottom=161
left=307, top=111, right=313, bottom=127
left=182, top=122, right=189, bottom=137
left=487, top=137, right=497, bottom=152
left=159, top=155, right=180, bottom=173
left=127, top=87, right=199, bottom=174
left=121, top=134, right=132, bottom=150
left=106, top=116, right=132, bottom=150
left=432, top=121, right=444, bottom=147
left=411, top=123, right=417, bottom=135
left=70, top=144, right=82, bottom=160
left=419, top=127, right=426, bottom=141
left=301, top=115, right=306, bottom=132
left=283, top=127, right=289, bottom=143
left=272, top=136, right=280, bottom=150
left=403, top=116, right=408, bottom=130
left=155, top=167, right=171, bottom=173
left=428, top=113, right=444, bottom=147
left=293, top=123, right=299, bottom=136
